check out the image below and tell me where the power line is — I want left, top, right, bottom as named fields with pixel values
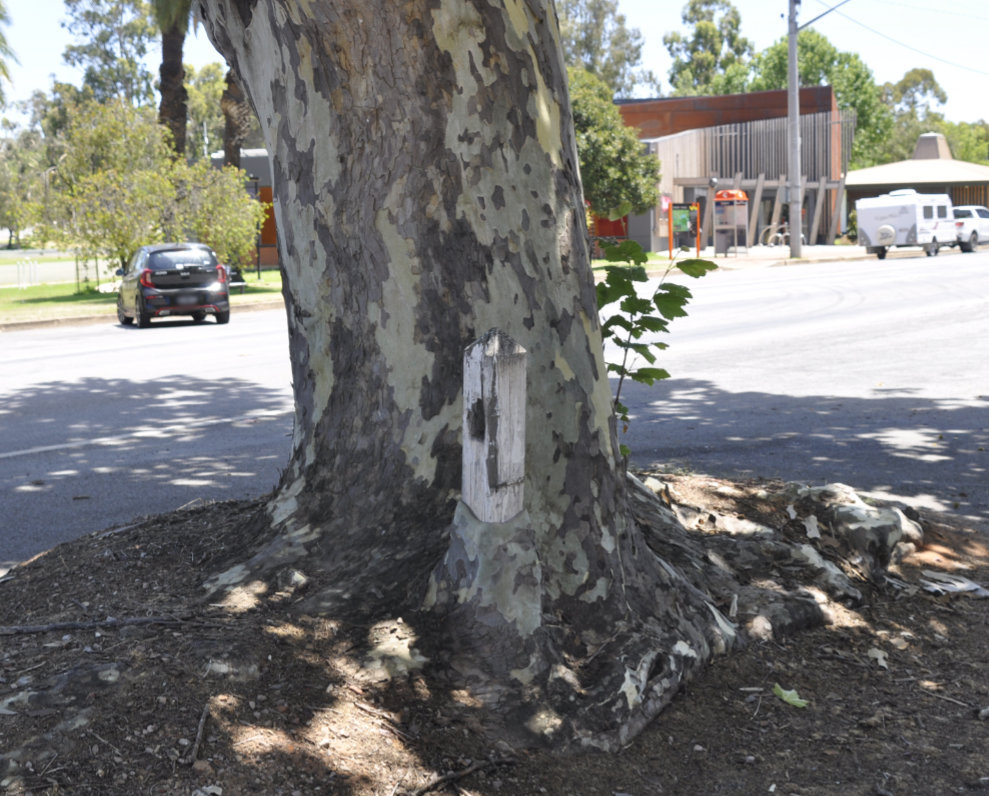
left=809, top=0, right=989, bottom=77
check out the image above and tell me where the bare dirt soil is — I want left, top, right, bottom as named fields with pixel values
left=2, top=472, right=988, bottom=795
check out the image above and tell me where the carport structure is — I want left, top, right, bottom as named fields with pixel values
left=846, top=132, right=989, bottom=209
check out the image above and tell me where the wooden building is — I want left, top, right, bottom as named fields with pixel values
left=608, top=88, right=855, bottom=252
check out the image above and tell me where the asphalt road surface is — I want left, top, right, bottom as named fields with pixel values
left=616, top=252, right=989, bottom=527
left=2, top=252, right=987, bottom=573
left=0, top=311, right=294, bottom=572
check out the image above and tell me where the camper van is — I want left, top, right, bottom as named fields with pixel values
left=855, top=189, right=955, bottom=259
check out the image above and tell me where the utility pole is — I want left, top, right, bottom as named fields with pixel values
left=787, top=0, right=802, bottom=258
left=788, top=0, right=854, bottom=258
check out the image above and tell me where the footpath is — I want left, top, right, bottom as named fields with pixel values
left=688, top=242, right=869, bottom=270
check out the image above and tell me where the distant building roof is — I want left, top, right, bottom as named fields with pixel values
left=846, top=132, right=989, bottom=189
left=846, top=158, right=989, bottom=187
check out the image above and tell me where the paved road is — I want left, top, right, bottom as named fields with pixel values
left=616, top=252, right=989, bottom=525
left=2, top=251, right=987, bottom=573
left=0, top=312, right=294, bottom=572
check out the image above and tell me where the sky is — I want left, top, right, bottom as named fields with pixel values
left=4, top=0, right=989, bottom=124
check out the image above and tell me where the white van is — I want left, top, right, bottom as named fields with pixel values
left=855, top=189, right=955, bottom=259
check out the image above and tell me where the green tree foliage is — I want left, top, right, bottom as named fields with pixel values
left=595, top=239, right=716, bottom=457
left=185, top=62, right=226, bottom=161
left=62, top=0, right=157, bottom=105
left=940, top=120, right=989, bottom=165
left=0, top=123, right=43, bottom=246
left=568, top=66, right=659, bottom=220
left=173, top=160, right=268, bottom=266
left=748, top=29, right=892, bottom=169
left=557, top=0, right=658, bottom=97
left=880, top=68, right=947, bottom=163
left=43, top=98, right=264, bottom=270
left=663, top=0, right=752, bottom=96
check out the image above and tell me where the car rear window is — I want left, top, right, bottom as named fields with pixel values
left=147, top=249, right=217, bottom=271
left=955, top=209, right=973, bottom=218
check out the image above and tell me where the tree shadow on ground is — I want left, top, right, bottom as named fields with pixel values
left=621, top=377, right=989, bottom=526
left=0, top=375, right=293, bottom=568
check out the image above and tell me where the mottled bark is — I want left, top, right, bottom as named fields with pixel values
left=158, top=26, right=188, bottom=155
left=197, top=0, right=734, bottom=749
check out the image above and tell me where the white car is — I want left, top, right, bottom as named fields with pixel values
left=953, top=205, right=989, bottom=252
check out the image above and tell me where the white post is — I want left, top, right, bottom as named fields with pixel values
left=462, top=328, right=526, bottom=523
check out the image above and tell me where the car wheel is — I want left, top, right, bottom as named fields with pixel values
left=970, top=232, right=978, bottom=252
left=117, top=305, right=133, bottom=325
left=192, top=311, right=206, bottom=322
left=926, top=239, right=939, bottom=256
left=138, top=305, right=152, bottom=328
left=215, top=309, right=230, bottom=325
left=876, top=247, right=887, bottom=260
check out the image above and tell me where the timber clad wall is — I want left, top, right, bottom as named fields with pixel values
left=612, top=88, right=853, bottom=248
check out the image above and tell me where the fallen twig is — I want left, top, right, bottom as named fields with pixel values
left=411, top=758, right=515, bottom=796
left=919, top=689, right=971, bottom=709
left=181, top=702, right=211, bottom=765
left=87, top=729, right=122, bottom=756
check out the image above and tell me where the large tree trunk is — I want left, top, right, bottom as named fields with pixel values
left=198, top=0, right=734, bottom=749
left=157, top=25, right=188, bottom=155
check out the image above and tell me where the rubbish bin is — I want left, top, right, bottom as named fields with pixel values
left=714, top=189, right=748, bottom=254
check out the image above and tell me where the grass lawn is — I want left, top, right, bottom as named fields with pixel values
left=0, top=267, right=285, bottom=326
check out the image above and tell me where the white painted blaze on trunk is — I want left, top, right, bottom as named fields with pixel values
left=462, top=329, right=526, bottom=523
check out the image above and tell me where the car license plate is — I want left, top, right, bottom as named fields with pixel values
left=177, top=294, right=199, bottom=305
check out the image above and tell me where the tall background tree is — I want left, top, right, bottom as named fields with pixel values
left=557, top=0, right=658, bottom=96
left=152, top=0, right=191, bottom=154
left=880, top=68, right=948, bottom=163
left=663, top=0, right=752, bottom=96
left=62, top=0, right=157, bottom=105
left=747, top=29, right=892, bottom=169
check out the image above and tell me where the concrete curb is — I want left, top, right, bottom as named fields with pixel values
left=0, top=297, right=287, bottom=332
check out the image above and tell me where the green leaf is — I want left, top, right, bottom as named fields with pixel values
left=635, top=316, right=670, bottom=333
left=628, top=367, right=670, bottom=385
left=653, top=292, right=690, bottom=320
left=619, top=296, right=653, bottom=315
left=773, top=683, right=809, bottom=708
left=676, top=258, right=718, bottom=278
left=603, top=239, right=649, bottom=266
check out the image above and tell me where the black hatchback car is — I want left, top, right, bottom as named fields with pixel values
left=116, top=243, right=231, bottom=327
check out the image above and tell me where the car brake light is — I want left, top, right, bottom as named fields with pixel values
left=216, top=265, right=228, bottom=283
left=139, top=269, right=155, bottom=288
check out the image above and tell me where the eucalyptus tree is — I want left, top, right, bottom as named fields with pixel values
left=62, top=0, right=157, bottom=105
left=193, top=0, right=735, bottom=750
left=0, top=123, right=43, bottom=246
left=558, top=0, right=658, bottom=96
left=663, top=0, right=753, bottom=96
left=881, top=68, right=948, bottom=163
